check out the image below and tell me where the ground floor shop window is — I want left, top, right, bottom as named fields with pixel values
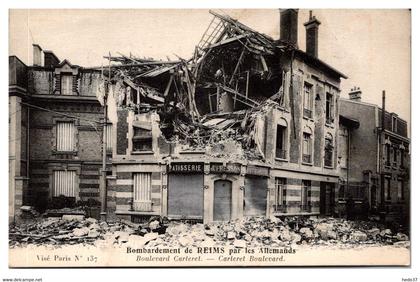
left=133, top=173, right=152, bottom=211
left=168, top=174, right=204, bottom=218
left=244, top=177, right=267, bottom=216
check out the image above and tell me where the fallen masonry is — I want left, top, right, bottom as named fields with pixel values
left=9, top=216, right=410, bottom=249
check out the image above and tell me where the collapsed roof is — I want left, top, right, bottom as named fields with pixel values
left=98, top=10, right=344, bottom=161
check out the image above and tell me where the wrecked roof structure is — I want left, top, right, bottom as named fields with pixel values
left=99, top=10, right=345, bottom=161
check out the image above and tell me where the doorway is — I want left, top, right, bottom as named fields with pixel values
left=213, top=180, right=232, bottom=221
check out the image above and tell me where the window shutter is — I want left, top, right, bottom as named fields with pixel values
left=53, top=170, right=76, bottom=197
left=133, top=173, right=152, bottom=211
left=57, top=122, right=75, bottom=151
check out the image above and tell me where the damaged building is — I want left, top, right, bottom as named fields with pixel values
left=103, top=10, right=347, bottom=223
left=8, top=10, right=410, bottom=226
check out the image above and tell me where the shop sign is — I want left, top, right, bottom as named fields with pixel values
left=246, top=165, right=269, bottom=177
left=168, top=162, right=204, bottom=173
left=210, top=163, right=241, bottom=174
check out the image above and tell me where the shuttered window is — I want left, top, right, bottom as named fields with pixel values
left=133, top=173, right=152, bottom=211
left=61, top=74, right=73, bottom=95
left=53, top=170, right=76, bottom=197
left=106, top=124, right=113, bottom=152
left=56, top=122, right=75, bottom=152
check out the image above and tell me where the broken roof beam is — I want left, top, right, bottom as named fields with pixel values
left=209, top=10, right=275, bottom=44
left=218, top=84, right=260, bottom=108
left=205, top=34, right=248, bottom=50
left=85, top=61, right=181, bottom=70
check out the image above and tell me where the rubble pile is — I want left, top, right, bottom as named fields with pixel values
left=9, top=216, right=410, bottom=249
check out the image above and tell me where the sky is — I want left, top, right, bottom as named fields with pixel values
left=9, top=9, right=411, bottom=130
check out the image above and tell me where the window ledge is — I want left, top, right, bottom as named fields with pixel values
left=303, top=116, right=314, bottom=122
left=275, top=157, right=289, bottom=162
left=324, top=165, right=334, bottom=169
left=277, top=106, right=290, bottom=113
left=301, top=162, right=313, bottom=166
left=131, top=151, right=154, bottom=155
left=115, top=210, right=159, bottom=215
left=179, top=150, right=206, bottom=154
left=52, top=150, right=78, bottom=155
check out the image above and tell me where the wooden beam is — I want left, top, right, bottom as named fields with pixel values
left=229, top=46, right=247, bottom=85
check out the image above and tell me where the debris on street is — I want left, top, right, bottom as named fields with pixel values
left=9, top=216, right=410, bottom=249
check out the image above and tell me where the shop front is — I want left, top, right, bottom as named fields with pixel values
left=167, top=162, right=204, bottom=220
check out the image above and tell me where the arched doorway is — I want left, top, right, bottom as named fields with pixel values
left=213, top=180, right=232, bottom=221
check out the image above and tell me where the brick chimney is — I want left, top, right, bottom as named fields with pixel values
left=349, top=87, right=362, bottom=101
left=279, top=9, right=299, bottom=46
left=304, top=11, right=321, bottom=58
left=33, top=44, right=42, bottom=66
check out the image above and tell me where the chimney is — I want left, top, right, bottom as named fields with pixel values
left=44, top=50, right=60, bottom=68
left=304, top=11, right=321, bottom=58
left=349, top=86, right=362, bottom=101
left=279, top=9, right=299, bottom=46
left=33, top=44, right=42, bottom=66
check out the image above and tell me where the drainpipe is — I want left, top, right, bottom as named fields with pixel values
left=347, top=130, right=350, bottom=196
left=379, top=91, right=386, bottom=215
left=26, top=107, right=30, bottom=177
left=100, top=53, right=110, bottom=221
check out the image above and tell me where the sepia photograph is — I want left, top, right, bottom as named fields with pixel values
left=7, top=8, right=411, bottom=268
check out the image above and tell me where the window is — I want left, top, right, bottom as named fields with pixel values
left=53, top=170, right=76, bottom=198
left=132, top=126, right=152, bottom=152
left=106, top=124, right=113, bottom=152
left=61, top=74, right=73, bottom=95
left=302, top=132, right=312, bottom=164
left=275, top=178, right=287, bottom=211
left=326, top=93, right=334, bottom=124
left=392, top=116, right=398, bottom=132
left=301, top=180, right=311, bottom=211
left=400, top=148, right=405, bottom=168
left=393, top=146, right=398, bottom=166
left=56, top=122, right=75, bottom=152
left=338, top=184, right=346, bottom=199
left=385, top=144, right=391, bottom=166
left=324, top=135, right=334, bottom=167
left=303, top=82, right=313, bottom=118
left=275, top=124, right=287, bottom=159
left=397, top=180, right=404, bottom=201
left=384, top=178, right=391, bottom=201
left=133, top=173, right=152, bottom=211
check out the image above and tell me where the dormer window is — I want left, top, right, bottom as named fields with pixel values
left=54, top=59, right=79, bottom=96
left=61, top=73, right=73, bottom=95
